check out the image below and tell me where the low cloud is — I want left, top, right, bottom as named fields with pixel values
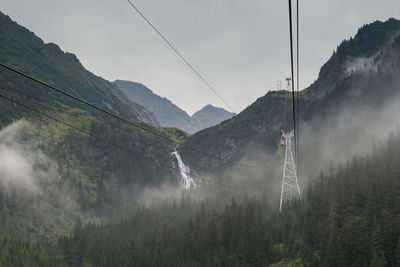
left=0, top=120, right=54, bottom=194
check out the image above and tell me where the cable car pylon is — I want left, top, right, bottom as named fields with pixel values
left=279, top=129, right=301, bottom=211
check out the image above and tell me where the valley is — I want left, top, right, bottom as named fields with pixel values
left=0, top=8, right=400, bottom=267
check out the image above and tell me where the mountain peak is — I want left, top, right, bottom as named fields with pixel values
left=199, top=104, right=221, bottom=111
left=193, top=104, right=235, bottom=116
left=308, top=17, right=400, bottom=99
left=114, top=80, right=154, bottom=95
left=191, top=104, right=236, bottom=130
left=114, top=81, right=236, bottom=133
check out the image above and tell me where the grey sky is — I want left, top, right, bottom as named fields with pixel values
left=2, top=0, right=400, bottom=114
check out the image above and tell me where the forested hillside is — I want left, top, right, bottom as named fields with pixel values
left=180, top=18, right=400, bottom=176
left=0, top=236, right=67, bottom=267
left=51, top=130, right=400, bottom=267
left=0, top=12, right=159, bottom=127
left=0, top=12, right=188, bottom=239
left=1, top=9, right=400, bottom=267
left=1, top=131, right=399, bottom=266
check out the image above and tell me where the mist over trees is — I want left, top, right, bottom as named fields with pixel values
left=52, top=130, right=400, bottom=266
left=1, top=8, right=400, bottom=267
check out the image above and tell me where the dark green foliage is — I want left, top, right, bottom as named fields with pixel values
left=0, top=12, right=159, bottom=127
left=0, top=236, right=67, bottom=267
left=1, top=10, right=400, bottom=267
left=181, top=90, right=290, bottom=171
left=180, top=18, right=400, bottom=173
left=0, top=11, right=189, bottom=239
left=56, top=133, right=400, bottom=266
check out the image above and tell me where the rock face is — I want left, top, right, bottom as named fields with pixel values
left=114, top=80, right=236, bottom=133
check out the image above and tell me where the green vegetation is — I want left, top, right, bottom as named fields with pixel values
left=0, top=236, right=67, bottom=267
left=180, top=18, right=400, bottom=173
left=54, top=131, right=400, bottom=266
left=0, top=11, right=158, bottom=126
left=1, top=10, right=400, bottom=267
left=0, top=11, right=187, bottom=240
left=0, top=107, right=181, bottom=240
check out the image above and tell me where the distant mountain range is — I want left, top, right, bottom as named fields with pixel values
left=113, top=80, right=236, bottom=133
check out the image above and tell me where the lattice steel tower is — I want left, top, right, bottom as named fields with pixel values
left=279, top=130, right=301, bottom=211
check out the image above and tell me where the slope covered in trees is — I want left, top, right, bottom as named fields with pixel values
left=1, top=10, right=400, bottom=266
left=55, top=130, right=400, bottom=266
left=0, top=236, right=67, bottom=267
left=0, top=11, right=190, bottom=239
left=0, top=12, right=159, bottom=127
left=180, top=18, right=400, bottom=174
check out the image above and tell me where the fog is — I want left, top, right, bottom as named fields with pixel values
left=298, top=35, right=400, bottom=185
left=0, top=120, right=53, bottom=194
left=163, top=33, right=400, bottom=206
left=0, top=120, right=84, bottom=238
left=1, top=23, right=400, bottom=240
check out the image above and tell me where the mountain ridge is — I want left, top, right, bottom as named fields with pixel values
left=0, top=12, right=160, bottom=127
left=0, top=11, right=185, bottom=239
left=114, top=79, right=236, bottom=133
left=1, top=9, right=400, bottom=244
left=179, top=17, right=400, bottom=175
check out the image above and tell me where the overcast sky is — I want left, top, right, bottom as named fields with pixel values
left=2, top=0, right=400, bottom=114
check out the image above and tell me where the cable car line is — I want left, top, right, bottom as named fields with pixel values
left=0, top=63, right=256, bottom=168
left=125, top=0, right=236, bottom=113
left=0, top=93, right=263, bottom=192
left=288, top=0, right=297, bottom=161
left=296, top=0, right=300, bottom=179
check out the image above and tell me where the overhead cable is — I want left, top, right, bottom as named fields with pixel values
left=0, top=63, right=256, bottom=168
left=0, top=93, right=262, bottom=192
left=287, top=0, right=297, bottom=161
left=126, top=0, right=236, bottom=113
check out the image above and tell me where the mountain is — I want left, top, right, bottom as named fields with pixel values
left=179, top=18, right=400, bottom=175
left=2, top=7, right=400, bottom=247
left=0, top=11, right=187, bottom=239
left=53, top=131, right=400, bottom=266
left=113, top=80, right=235, bottom=133
left=191, top=104, right=236, bottom=130
left=1, top=11, right=400, bottom=266
left=0, top=12, right=159, bottom=127
left=113, top=80, right=193, bottom=132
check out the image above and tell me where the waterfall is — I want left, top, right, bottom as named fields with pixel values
left=171, top=151, right=197, bottom=190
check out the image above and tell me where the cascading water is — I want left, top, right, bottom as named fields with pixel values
left=171, top=151, right=197, bottom=190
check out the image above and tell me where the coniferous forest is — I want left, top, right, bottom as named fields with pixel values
left=55, top=131, right=400, bottom=267
left=1, top=131, right=399, bottom=266
left=1, top=7, right=400, bottom=267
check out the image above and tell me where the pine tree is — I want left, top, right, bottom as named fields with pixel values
left=370, top=220, right=386, bottom=267
left=395, top=238, right=400, bottom=267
